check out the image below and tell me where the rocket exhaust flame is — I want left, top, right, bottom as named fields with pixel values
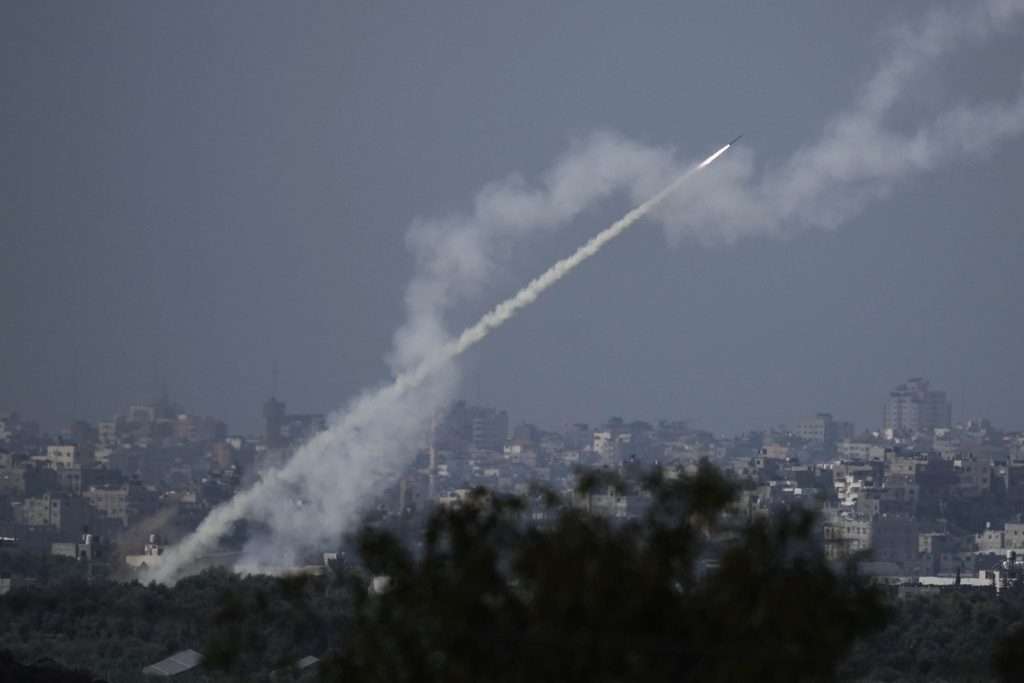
left=146, top=141, right=734, bottom=583
left=698, top=141, right=735, bottom=169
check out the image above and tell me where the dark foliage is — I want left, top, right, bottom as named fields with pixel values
left=0, top=563, right=239, bottom=682
left=925, top=488, right=1013, bottom=538
left=0, top=548, right=91, bottom=584
left=0, top=648, right=102, bottom=683
left=322, top=461, right=886, bottom=682
left=201, top=569, right=353, bottom=679
left=842, top=588, right=1024, bottom=682
left=990, top=605, right=1024, bottom=683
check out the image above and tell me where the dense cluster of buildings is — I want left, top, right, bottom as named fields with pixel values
left=2, top=377, right=1023, bottom=588
left=382, top=379, right=1024, bottom=590
left=0, top=401, right=269, bottom=562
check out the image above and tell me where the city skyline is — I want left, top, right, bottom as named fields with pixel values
left=2, top=375, right=990, bottom=444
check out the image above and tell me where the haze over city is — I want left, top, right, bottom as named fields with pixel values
left=3, top=2, right=1024, bottom=440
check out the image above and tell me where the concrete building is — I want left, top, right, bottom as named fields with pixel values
left=831, top=513, right=920, bottom=568
left=124, top=535, right=167, bottom=569
left=83, top=480, right=162, bottom=528
left=16, top=492, right=97, bottom=534
left=52, top=532, right=103, bottom=562
left=56, top=466, right=125, bottom=495
left=883, top=378, right=952, bottom=433
left=44, top=444, right=95, bottom=470
left=1003, top=522, right=1024, bottom=550
left=955, top=456, right=993, bottom=493
left=797, top=413, right=855, bottom=443
left=0, top=460, right=57, bottom=498
left=837, top=440, right=886, bottom=461
left=441, top=401, right=508, bottom=453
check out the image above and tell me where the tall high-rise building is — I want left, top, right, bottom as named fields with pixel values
left=262, top=398, right=325, bottom=446
left=883, top=378, right=951, bottom=433
left=440, top=400, right=508, bottom=452
left=263, top=398, right=286, bottom=444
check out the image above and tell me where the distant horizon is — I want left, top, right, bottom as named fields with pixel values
left=7, top=375, right=1015, bottom=442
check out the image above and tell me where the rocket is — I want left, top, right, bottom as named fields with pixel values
left=697, top=136, right=743, bottom=168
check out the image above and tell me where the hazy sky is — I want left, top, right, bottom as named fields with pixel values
left=3, top=1, right=1023, bottom=438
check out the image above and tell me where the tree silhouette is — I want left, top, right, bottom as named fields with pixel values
left=321, top=461, right=885, bottom=682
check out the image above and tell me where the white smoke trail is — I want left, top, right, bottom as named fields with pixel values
left=649, top=1, right=1024, bottom=246
left=403, top=145, right=730, bottom=382
left=145, top=145, right=726, bottom=583
left=147, top=0, right=1024, bottom=583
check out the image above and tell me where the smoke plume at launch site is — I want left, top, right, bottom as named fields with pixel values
left=148, top=0, right=1024, bottom=582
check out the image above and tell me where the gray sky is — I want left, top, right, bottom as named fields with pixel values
left=3, top=1, right=1023, bottom=438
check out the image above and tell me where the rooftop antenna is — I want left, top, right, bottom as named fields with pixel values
left=72, top=348, right=78, bottom=423
left=272, top=358, right=278, bottom=400
left=152, top=355, right=159, bottom=405
left=960, top=374, right=966, bottom=429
